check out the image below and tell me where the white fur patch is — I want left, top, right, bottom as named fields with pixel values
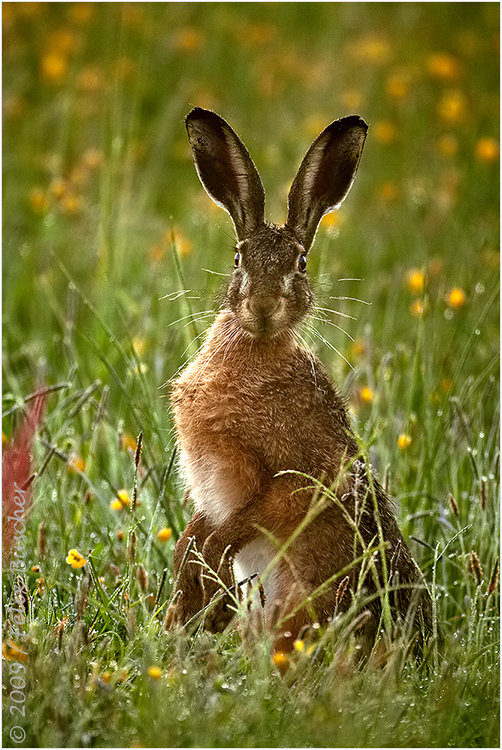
left=235, top=537, right=280, bottom=613
left=180, top=448, right=244, bottom=526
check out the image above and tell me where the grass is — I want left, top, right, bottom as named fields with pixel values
left=2, top=2, right=499, bottom=747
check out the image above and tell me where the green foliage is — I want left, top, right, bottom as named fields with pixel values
left=3, top=3, right=499, bottom=747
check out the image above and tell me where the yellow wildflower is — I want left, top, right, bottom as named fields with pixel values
left=78, top=66, right=104, bottom=92
left=293, top=639, right=305, bottom=652
left=168, top=229, right=192, bottom=257
left=66, top=549, right=87, bottom=569
left=48, top=28, right=80, bottom=55
left=61, top=193, right=83, bottom=214
left=351, top=340, right=366, bottom=358
left=29, top=188, right=48, bottom=214
left=398, top=434, right=412, bottom=450
left=272, top=651, right=289, bottom=675
left=437, top=134, right=458, bottom=157
left=110, top=490, right=131, bottom=511
left=475, top=138, right=499, bottom=163
left=174, top=27, right=204, bottom=53
left=426, top=52, right=461, bottom=81
left=360, top=387, right=373, bottom=404
left=68, top=455, right=86, bottom=473
left=81, top=147, right=103, bottom=170
left=147, top=665, right=162, bottom=680
left=2, top=641, right=28, bottom=662
left=121, top=433, right=138, bottom=453
left=386, top=71, right=411, bottom=100
left=438, top=90, right=467, bottom=124
left=447, top=287, right=466, bottom=309
left=40, top=52, right=68, bottom=83
left=374, top=121, right=398, bottom=145
left=410, top=299, right=425, bottom=317
left=68, top=3, right=94, bottom=24
left=352, top=35, right=391, bottom=63
left=321, top=211, right=341, bottom=229
left=406, top=269, right=425, bottom=295
left=378, top=182, right=398, bottom=202
left=157, top=528, right=172, bottom=543
left=50, top=177, right=67, bottom=199
left=132, top=337, right=147, bottom=357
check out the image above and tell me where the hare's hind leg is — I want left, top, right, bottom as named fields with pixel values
left=165, top=511, right=214, bottom=629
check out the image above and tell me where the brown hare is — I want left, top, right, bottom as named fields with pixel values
left=166, top=107, right=432, bottom=655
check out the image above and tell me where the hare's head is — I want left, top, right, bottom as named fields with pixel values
left=186, top=107, right=368, bottom=340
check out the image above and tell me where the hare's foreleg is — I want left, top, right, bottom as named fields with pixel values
left=200, top=476, right=311, bottom=635
left=165, top=510, right=214, bottom=629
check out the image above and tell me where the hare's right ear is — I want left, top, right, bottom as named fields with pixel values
left=286, top=116, right=368, bottom=252
left=185, top=107, right=265, bottom=241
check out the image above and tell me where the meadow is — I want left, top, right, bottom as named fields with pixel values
left=2, top=2, right=500, bottom=747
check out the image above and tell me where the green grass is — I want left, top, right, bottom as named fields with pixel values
left=2, top=2, right=499, bottom=747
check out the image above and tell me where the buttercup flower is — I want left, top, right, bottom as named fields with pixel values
left=66, top=549, right=87, bottom=568
left=157, top=528, right=172, bottom=542
left=110, top=489, right=131, bottom=510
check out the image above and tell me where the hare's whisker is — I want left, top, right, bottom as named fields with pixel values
left=202, top=268, right=231, bottom=277
left=169, top=310, right=214, bottom=327
left=309, top=315, right=354, bottom=342
left=313, top=305, right=357, bottom=321
left=159, top=289, right=202, bottom=301
left=328, top=295, right=371, bottom=305
left=182, top=318, right=238, bottom=392
left=304, top=323, right=355, bottom=372
left=292, top=331, right=319, bottom=390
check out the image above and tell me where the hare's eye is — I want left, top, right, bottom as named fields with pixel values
left=298, top=254, right=307, bottom=273
left=234, top=252, right=241, bottom=268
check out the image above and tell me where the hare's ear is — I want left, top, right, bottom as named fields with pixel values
left=185, top=107, right=265, bottom=241
left=286, top=116, right=368, bottom=252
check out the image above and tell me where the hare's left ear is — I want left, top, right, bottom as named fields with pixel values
left=286, top=116, right=368, bottom=252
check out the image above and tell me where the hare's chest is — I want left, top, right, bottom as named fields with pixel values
left=179, top=447, right=246, bottom=526
left=173, top=375, right=261, bottom=525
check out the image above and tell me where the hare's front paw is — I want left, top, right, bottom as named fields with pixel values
left=164, top=591, right=200, bottom=629
left=202, top=568, right=237, bottom=633
left=165, top=568, right=205, bottom=630
left=203, top=588, right=236, bottom=632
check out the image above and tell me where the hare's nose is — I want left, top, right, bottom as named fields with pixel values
left=247, top=295, right=281, bottom=320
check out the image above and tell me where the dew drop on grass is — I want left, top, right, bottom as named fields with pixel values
left=475, top=329, right=481, bottom=336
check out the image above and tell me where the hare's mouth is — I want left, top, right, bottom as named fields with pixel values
left=238, top=298, right=290, bottom=340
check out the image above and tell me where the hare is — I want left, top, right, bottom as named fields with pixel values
left=166, top=107, right=432, bottom=655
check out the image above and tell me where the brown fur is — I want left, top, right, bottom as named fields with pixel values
left=165, top=108, right=432, bottom=654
